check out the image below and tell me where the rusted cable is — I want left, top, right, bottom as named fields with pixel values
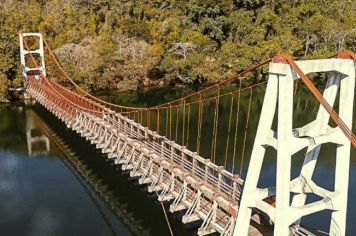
left=157, top=109, right=160, bottom=134
left=240, top=88, right=253, bottom=176
left=197, top=94, right=204, bottom=154
left=122, top=81, right=267, bottom=115
left=182, top=100, right=186, bottom=145
left=42, top=32, right=271, bottom=112
left=210, top=87, right=220, bottom=162
left=22, top=35, right=104, bottom=115
left=155, top=193, right=174, bottom=236
left=43, top=35, right=142, bottom=111
left=232, top=79, right=242, bottom=174
left=274, top=54, right=356, bottom=148
left=224, top=94, right=235, bottom=167
left=169, top=105, right=172, bottom=139
left=186, top=104, right=191, bottom=147
left=165, top=108, right=169, bottom=137
left=175, top=105, right=179, bottom=141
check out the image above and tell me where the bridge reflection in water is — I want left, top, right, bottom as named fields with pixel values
left=26, top=109, right=50, bottom=156
left=24, top=105, right=195, bottom=236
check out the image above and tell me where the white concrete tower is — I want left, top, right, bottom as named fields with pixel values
left=19, top=32, right=46, bottom=80
left=234, top=54, right=355, bottom=236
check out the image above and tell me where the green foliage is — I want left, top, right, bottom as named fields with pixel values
left=0, top=74, right=9, bottom=102
left=0, top=0, right=355, bottom=97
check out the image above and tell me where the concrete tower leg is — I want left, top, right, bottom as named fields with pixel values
left=274, top=63, right=294, bottom=236
left=233, top=68, right=279, bottom=236
left=291, top=73, right=341, bottom=214
left=233, top=58, right=355, bottom=236
left=330, top=64, right=355, bottom=235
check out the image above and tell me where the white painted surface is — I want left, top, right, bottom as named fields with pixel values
left=234, top=58, right=355, bottom=236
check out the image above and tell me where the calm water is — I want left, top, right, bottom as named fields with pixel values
left=0, top=84, right=355, bottom=235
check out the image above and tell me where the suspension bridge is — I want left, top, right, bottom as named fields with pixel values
left=19, top=32, right=355, bottom=236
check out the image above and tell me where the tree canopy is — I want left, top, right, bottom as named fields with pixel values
left=0, top=0, right=355, bottom=100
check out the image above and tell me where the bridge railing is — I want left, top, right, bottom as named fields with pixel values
left=104, top=112, right=243, bottom=202
left=28, top=75, right=243, bottom=202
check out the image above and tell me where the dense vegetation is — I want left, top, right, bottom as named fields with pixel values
left=0, top=0, right=355, bottom=101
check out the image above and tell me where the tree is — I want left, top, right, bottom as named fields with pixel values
left=170, top=42, right=195, bottom=60
left=0, top=0, right=355, bottom=100
left=0, top=74, right=9, bottom=102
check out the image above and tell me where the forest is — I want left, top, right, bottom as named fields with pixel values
left=0, top=0, right=355, bottom=102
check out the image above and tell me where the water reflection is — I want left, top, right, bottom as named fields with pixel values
left=0, top=104, right=132, bottom=236
left=26, top=110, right=50, bottom=156
left=27, top=109, right=152, bottom=235
left=0, top=103, right=194, bottom=236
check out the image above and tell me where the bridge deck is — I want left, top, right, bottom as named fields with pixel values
left=26, top=76, right=317, bottom=236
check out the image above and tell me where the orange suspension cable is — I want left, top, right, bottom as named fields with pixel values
left=232, top=79, right=242, bottom=174
left=22, top=36, right=104, bottom=115
left=166, top=108, right=169, bottom=137
left=182, top=100, right=186, bottom=145
left=274, top=54, right=356, bottom=148
left=169, top=104, right=172, bottom=139
left=122, top=81, right=267, bottom=116
left=186, top=104, right=191, bottom=147
left=240, top=88, right=253, bottom=176
left=42, top=32, right=271, bottom=112
left=157, top=109, right=160, bottom=134
left=210, top=87, right=220, bottom=162
left=42, top=35, right=141, bottom=111
left=224, top=94, right=235, bottom=167
left=175, top=105, right=179, bottom=141
left=138, top=110, right=143, bottom=125
left=210, top=97, right=218, bottom=161
left=153, top=60, right=271, bottom=109
left=196, top=94, right=204, bottom=154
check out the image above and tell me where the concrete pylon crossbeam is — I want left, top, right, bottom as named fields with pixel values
left=234, top=58, right=355, bottom=236
left=19, top=32, right=46, bottom=79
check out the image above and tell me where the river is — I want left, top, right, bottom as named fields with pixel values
left=0, top=84, right=355, bottom=235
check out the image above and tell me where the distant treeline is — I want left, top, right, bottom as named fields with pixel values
left=0, top=0, right=355, bottom=101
